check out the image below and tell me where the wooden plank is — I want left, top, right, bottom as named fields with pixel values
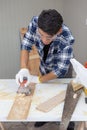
left=36, top=90, right=66, bottom=112
left=59, top=83, right=83, bottom=130
left=28, top=48, right=40, bottom=76
left=20, top=27, right=27, bottom=40
left=7, top=84, right=35, bottom=120
left=29, top=54, right=39, bottom=60
left=71, top=81, right=83, bottom=91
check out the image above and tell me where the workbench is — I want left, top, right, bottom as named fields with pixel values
left=0, top=78, right=87, bottom=121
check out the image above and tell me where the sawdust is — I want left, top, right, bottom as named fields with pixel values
left=0, top=92, right=16, bottom=100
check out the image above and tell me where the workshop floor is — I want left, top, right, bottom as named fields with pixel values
left=0, top=122, right=80, bottom=130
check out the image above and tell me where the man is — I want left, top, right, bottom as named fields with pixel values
left=16, top=9, right=75, bottom=128
left=16, top=9, right=75, bottom=85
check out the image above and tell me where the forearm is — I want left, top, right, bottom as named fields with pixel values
left=20, top=50, right=29, bottom=69
left=39, top=71, right=57, bottom=83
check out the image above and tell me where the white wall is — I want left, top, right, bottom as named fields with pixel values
left=0, top=0, right=63, bottom=78
left=63, top=0, right=87, bottom=64
left=1, top=0, right=87, bottom=79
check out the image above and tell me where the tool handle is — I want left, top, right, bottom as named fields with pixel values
left=23, top=77, right=27, bottom=83
left=19, top=77, right=27, bottom=87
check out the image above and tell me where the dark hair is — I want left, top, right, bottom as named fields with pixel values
left=38, top=9, right=63, bottom=35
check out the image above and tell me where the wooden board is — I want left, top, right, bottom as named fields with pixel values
left=28, top=46, right=40, bottom=76
left=59, top=83, right=83, bottom=130
left=7, top=84, right=35, bottom=120
left=71, top=81, right=83, bottom=91
left=36, top=90, right=66, bottom=112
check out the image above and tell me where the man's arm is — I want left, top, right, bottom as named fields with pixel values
left=20, top=50, right=57, bottom=83
left=20, top=50, right=29, bottom=69
left=39, top=71, right=57, bottom=83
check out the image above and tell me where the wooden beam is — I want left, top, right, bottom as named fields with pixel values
left=36, top=90, right=66, bottom=112
left=71, top=81, right=83, bottom=91
left=7, top=84, right=35, bottom=120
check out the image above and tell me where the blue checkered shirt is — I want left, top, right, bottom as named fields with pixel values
left=21, top=16, right=75, bottom=77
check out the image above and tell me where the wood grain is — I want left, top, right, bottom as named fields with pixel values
left=28, top=47, right=40, bottom=76
left=7, top=84, right=35, bottom=120
left=71, top=81, right=83, bottom=91
left=36, top=90, right=66, bottom=112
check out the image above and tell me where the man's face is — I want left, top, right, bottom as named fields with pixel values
left=37, top=28, right=58, bottom=45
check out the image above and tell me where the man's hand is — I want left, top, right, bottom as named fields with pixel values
left=70, top=58, right=87, bottom=88
left=16, top=68, right=32, bottom=87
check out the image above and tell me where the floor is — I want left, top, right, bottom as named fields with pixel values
left=0, top=122, right=82, bottom=130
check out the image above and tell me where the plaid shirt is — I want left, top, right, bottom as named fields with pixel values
left=21, top=16, right=75, bottom=77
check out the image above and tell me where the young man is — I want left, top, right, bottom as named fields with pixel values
left=16, top=9, right=75, bottom=86
left=16, top=9, right=75, bottom=129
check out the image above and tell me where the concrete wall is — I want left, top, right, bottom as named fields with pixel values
left=0, top=0, right=87, bottom=79
left=0, top=0, right=63, bottom=78
left=63, top=0, right=87, bottom=64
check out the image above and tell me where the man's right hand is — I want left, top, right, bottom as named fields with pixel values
left=16, top=68, right=32, bottom=87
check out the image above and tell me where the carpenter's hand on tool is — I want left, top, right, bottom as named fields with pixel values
left=16, top=68, right=32, bottom=87
left=70, top=58, right=87, bottom=88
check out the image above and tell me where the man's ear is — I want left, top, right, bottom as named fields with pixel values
left=57, top=27, right=62, bottom=35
